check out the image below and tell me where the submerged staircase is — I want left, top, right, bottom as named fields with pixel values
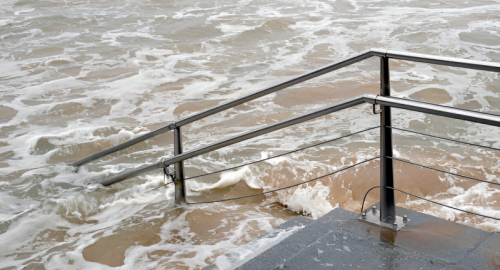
left=207, top=206, right=500, bottom=270
left=70, top=49, right=500, bottom=269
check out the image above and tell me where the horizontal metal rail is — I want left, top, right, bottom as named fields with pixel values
left=383, top=50, right=500, bottom=72
left=70, top=49, right=500, bottom=167
left=99, top=94, right=500, bottom=186
left=369, top=95, right=500, bottom=127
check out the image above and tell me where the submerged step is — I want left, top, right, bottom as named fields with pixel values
left=205, top=216, right=314, bottom=270
left=232, top=207, right=499, bottom=270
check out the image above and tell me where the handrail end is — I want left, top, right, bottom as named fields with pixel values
left=67, top=163, right=80, bottom=173
left=99, top=175, right=124, bottom=186
left=98, top=180, right=112, bottom=186
left=68, top=160, right=83, bottom=167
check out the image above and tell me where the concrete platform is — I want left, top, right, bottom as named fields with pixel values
left=211, top=206, right=500, bottom=270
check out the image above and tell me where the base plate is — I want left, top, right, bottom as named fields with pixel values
left=359, top=206, right=408, bottom=231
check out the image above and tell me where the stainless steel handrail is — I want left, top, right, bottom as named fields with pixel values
left=99, top=94, right=500, bottom=186
left=70, top=50, right=374, bottom=167
left=373, top=95, right=500, bottom=127
left=70, top=49, right=500, bottom=167
left=100, top=95, right=367, bottom=185
left=383, top=50, right=500, bottom=72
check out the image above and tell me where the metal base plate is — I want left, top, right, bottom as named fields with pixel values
left=359, top=206, right=408, bottom=231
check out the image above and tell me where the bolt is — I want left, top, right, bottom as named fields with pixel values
left=372, top=206, right=377, bottom=213
left=361, top=212, right=366, bottom=219
left=393, top=222, right=398, bottom=230
left=403, top=215, right=408, bottom=222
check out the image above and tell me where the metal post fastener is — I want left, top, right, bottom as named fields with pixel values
left=380, top=56, right=396, bottom=223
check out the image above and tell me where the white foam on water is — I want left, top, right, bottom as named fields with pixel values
left=1, top=0, right=500, bottom=268
left=279, top=182, right=335, bottom=219
left=191, top=166, right=264, bottom=192
left=14, top=8, right=35, bottom=15
left=404, top=181, right=500, bottom=231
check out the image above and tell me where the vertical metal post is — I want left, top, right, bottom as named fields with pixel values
left=380, top=56, right=396, bottom=223
left=174, top=125, right=186, bottom=204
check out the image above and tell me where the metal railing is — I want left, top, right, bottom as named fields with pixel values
left=70, top=49, right=500, bottom=224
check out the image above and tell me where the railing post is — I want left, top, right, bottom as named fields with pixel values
left=173, top=125, right=186, bottom=204
left=380, top=56, right=396, bottom=223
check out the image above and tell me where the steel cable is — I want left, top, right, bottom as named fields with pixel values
left=360, top=185, right=500, bottom=221
left=387, top=156, right=500, bottom=187
left=388, top=126, right=500, bottom=152
left=184, top=126, right=379, bottom=181
left=186, top=156, right=380, bottom=205
left=147, top=127, right=378, bottom=193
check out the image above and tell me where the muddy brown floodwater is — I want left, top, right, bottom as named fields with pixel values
left=0, top=0, right=499, bottom=269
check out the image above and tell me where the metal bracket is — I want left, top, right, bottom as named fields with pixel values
left=360, top=206, right=408, bottom=231
left=162, top=163, right=176, bottom=183
left=372, top=104, right=382, bottom=114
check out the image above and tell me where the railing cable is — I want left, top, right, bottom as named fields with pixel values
left=388, top=126, right=500, bottom=152
left=184, top=126, right=379, bottom=181
left=185, top=156, right=379, bottom=205
left=360, top=186, right=500, bottom=221
left=387, top=156, right=500, bottom=187
left=148, top=181, right=173, bottom=193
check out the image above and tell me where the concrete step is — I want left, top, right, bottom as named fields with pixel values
left=235, top=207, right=499, bottom=270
